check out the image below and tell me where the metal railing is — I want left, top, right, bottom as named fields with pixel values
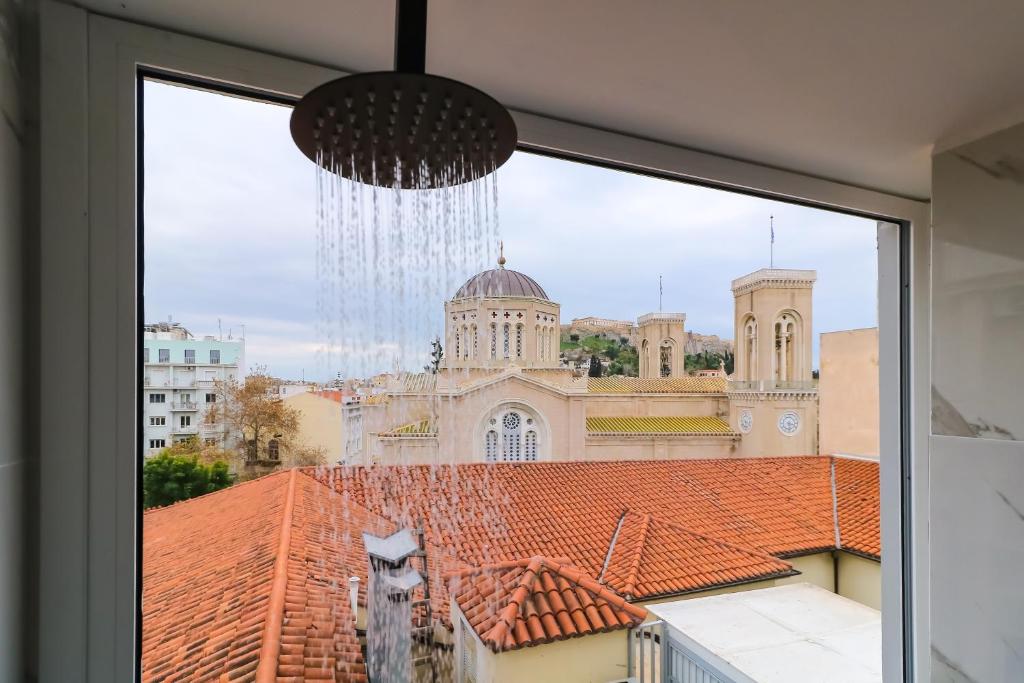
left=172, top=401, right=199, bottom=410
left=171, top=425, right=199, bottom=435
left=728, top=379, right=817, bottom=392
left=628, top=620, right=664, bottom=683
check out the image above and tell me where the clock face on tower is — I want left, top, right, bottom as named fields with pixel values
left=739, top=409, right=753, bottom=434
left=778, top=410, right=801, bottom=436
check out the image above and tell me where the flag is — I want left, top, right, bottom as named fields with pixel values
left=770, top=215, right=775, bottom=244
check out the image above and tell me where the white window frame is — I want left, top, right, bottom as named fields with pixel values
left=38, top=5, right=930, bottom=680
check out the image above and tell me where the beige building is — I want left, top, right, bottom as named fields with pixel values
left=345, top=259, right=823, bottom=464
left=283, top=391, right=346, bottom=464
left=819, top=327, right=880, bottom=458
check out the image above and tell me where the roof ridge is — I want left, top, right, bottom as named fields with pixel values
left=619, top=511, right=652, bottom=598
left=483, top=556, right=545, bottom=649
left=141, top=468, right=292, bottom=515
left=254, top=469, right=297, bottom=683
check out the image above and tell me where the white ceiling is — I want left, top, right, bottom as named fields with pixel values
left=78, top=0, right=1024, bottom=199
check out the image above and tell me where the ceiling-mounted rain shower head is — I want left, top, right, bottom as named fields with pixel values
left=290, top=0, right=517, bottom=189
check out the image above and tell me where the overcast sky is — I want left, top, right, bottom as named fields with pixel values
left=144, top=80, right=878, bottom=381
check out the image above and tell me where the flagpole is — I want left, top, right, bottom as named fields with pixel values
left=770, top=215, right=775, bottom=269
left=659, top=275, right=663, bottom=312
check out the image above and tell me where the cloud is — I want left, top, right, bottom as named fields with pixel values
left=144, top=80, right=877, bottom=380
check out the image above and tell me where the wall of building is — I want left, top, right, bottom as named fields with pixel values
left=0, top=0, right=27, bottom=678
left=928, top=120, right=1024, bottom=683
left=583, top=435, right=738, bottom=460
left=285, top=392, right=344, bottom=464
left=584, top=394, right=726, bottom=418
left=777, top=552, right=836, bottom=592
left=487, top=629, right=628, bottom=683
left=729, top=393, right=818, bottom=456
left=819, top=328, right=879, bottom=457
left=837, top=552, right=881, bottom=610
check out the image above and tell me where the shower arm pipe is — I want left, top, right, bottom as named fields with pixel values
left=394, top=0, right=428, bottom=74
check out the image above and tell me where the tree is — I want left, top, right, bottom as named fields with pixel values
left=143, top=451, right=231, bottom=508
left=607, top=360, right=625, bottom=376
left=605, top=344, right=620, bottom=360
left=424, top=336, right=444, bottom=373
left=569, top=334, right=579, bottom=342
left=208, top=367, right=301, bottom=466
left=588, top=354, right=603, bottom=377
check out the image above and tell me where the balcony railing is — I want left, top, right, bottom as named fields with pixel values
left=628, top=620, right=664, bottom=683
left=171, top=402, right=199, bottom=411
left=171, top=425, right=199, bottom=435
left=728, top=379, right=818, bottom=392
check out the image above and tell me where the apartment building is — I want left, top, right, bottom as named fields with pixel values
left=142, top=321, right=245, bottom=457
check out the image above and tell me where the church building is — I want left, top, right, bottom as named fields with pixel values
left=342, top=257, right=819, bottom=464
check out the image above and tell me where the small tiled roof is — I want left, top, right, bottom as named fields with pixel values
left=586, top=416, right=736, bottom=435
left=587, top=376, right=727, bottom=393
left=379, top=418, right=437, bottom=438
left=363, top=393, right=390, bottom=405
left=835, top=457, right=881, bottom=557
left=600, top=511, right=796, bottom=599
left=449, top=556, right=647, bottom=652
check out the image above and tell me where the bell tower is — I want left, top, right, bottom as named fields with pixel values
left=637, top=312, right=686, bottom=379
left=728, top=268, right=818, bottom=456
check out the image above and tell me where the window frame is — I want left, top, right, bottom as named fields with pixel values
left=38, top=6, right=930, bottom=681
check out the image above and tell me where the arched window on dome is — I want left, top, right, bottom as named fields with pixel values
left=484, top=430, right=498, bottom=462
left=524, top=430, right=537, bottom=461
left=503, top=323, right=511, bottom=359
left=515, top=324, right=523, bottom=358
left=490, top=323, right=497, bottom=360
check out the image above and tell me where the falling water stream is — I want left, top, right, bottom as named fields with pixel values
left=313, top=154, right=513, bottom=682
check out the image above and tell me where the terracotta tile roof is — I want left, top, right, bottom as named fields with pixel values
left=586, top=416, right=736, bottom=435
left=311, top=457, right=877, bottom=601
left=314, top=389, right=353, bottom=403
left=363, top=393, right=390, bottom=405
left=599, top=510, right=796, bottom=599
left=448, top=556, right=647, bottom=651
left=378, top=418, right=437, bottom=438
left=142, top=470, right=390, bottom=682
left=587, top=376, right=727, bottom=393
left=834, top=457, right=881, bottom=558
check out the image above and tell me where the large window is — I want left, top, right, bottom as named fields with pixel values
left=137, top=72, right=891, bottom=683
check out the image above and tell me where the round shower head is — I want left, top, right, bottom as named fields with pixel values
left=290, top=71, right=518, bottom=189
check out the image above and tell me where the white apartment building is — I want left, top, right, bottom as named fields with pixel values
left=142, top=321, right=245, bottom=457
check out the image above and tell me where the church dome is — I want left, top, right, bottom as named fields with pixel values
left=453, top=251, right=550, bottom=301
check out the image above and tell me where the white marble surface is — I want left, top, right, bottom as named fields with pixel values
left=931, top=436, right=1024, bottom=683
left=932, top=123, right=1024, bottom=442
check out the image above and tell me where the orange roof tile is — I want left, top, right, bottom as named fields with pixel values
left=834, top=457, right=881, bottom=558
left=599, top=510, right=796, bottom=599
left=448, top=556, right=647, bottom=651
left=142, top=470, right=389, bottom=682
left=311, top=456, right=879, bottom=600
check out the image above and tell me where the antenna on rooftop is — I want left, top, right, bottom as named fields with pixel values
left=770, top=215, right=775, bottom=269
